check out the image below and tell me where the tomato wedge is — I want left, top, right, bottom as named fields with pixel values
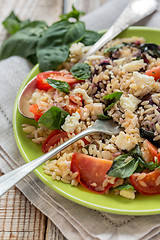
left=63, top=94, right=83, bottom=114
left=144, top=140, right=160, bottom=163
left=145, top=66, right=160, bottom=81
left=37, top=70, right=81, bottom=91
left=130, top=168, right=160, bottom=195
left=29, top=104, right=43, bottom=121
left=42, top=130, right=68, bottom=153
left=63, top=102, right=79, bottom=115
left=42, top=130, right=89, bottom=153
left=71, top=152, right=115, bottom=193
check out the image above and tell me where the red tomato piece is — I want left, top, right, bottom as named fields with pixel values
left=69, top=94, right=83, bottom=107
left=37, top=70, right=81, bottom=91
left=157, top=153, right=160, bottom=164
left=29, top=104, right=43, bottom=121
left=145, top=66, right=160, bottom=81
left=37, top=72, right=53, bottom=91
left=63, top=102, right=79, bottom=115
left=144, top=140, right=158, bottom=163
left=42, top=130, right=89, bottom=153
left=71, top=152, right=115, bottom=193
left=64, top=94, right=83, bottom=114
left=130, top=169, right=160, bottom=195
left=42, top=130, right=68, bottom=153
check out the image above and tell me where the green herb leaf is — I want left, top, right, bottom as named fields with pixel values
left=47, top=78, right=70, bottom=94
left=107, top=154, right=139, bottom=178
left=140, top=43, right=160, bottom=59
left=113, top=183, right=134, bottom=191
left=60, top=5, right=85, bottom=21
left=38, top=106, right=69, bottom=130
left=0, top=21, right=47, bottom=63
left=70, top=63, right=91, bottom=80
left=129, top=144, right=142, bottom=158
left=104, top=43, right=125, bottom=53
left=97, top=114, right=111, bottom=120
left=103, top=92, right=123, bottom=111
left=81, top=30, right=103, bottom=46
left=2, top=11, right=30, bottom=35
left=128, top=144, right=160, bottom=171
left=37, top=20, right=85, bottom=71
left=140, top=127, right=155, bottom=141
left=138, top=157, right=160, bottom=171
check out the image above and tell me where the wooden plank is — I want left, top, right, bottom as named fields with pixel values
left=45, top=219, right=66, bottom=240
left=0, top=185, right=46, bottom=240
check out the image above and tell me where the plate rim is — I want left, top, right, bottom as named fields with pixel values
left=13, top=26, right=160, bottom=215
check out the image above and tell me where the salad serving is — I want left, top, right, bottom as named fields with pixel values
left=1, top=8, right=160, bottom=201
left=22, top=37, right=160, bottom=200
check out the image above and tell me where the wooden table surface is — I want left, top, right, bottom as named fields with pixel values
left=0, top=0, right=107, bottom=239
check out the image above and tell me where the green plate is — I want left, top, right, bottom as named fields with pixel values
left=13, top=27, right=160, bottom=215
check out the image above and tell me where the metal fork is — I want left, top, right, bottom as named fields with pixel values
left=79, top=0, right=158, bottom=62
left=0, top=120, right=122, bottom=196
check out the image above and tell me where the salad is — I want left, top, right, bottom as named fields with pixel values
left=1, top=8, right=160, bottom=200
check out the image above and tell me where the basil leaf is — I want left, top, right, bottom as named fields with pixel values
left=113, top=184, right=134, bottom=191
left=103, top=92, right=123, bottom=111
left=107, top=154, right=139, bottom=178
left=0, top=21, right=47, bottom=63
left=47, top=78, right=70, bottom=94
left=37, top=20, right=85, bottom=71
left=97, top=114, right=111, bottom=120
left=140, top=43, right=160, bottom=59
left=38, top=106, right=69, bottom=130
left=81, top=30, right=103, bottom=46
left=128, top=145, right=160, bottom=171
left=129, top=144, right=142, bottom=158
left=60, top=5, right=85, bottom=21
left=2, top=11, right=30, bottom=35
left=138, top=157, right=160, bottom=171
left=104, top=43, right=125, bottom=53
left=70, top=63, right=91, bottom=80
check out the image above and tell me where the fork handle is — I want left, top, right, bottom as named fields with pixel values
left=0, top=127, right=94, bottom=196
left=79, top=0, right=157, bottom=62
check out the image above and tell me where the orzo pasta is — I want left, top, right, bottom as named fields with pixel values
left=22, top=36, right=160, bottom=199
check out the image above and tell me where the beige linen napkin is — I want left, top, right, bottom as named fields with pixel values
left=1, top=1, right=160, bottom=239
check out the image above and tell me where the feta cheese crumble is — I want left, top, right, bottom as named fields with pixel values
left=61, top=112, right=80, bottom=133
left=115, top=131, right=138, bottom=151
left=72, top=88, right=93, bottom=104
left=130, top=71, right=155, bottom=97
left=123, top=59, right=145, bottom=72
left=120, top=94, right=141, bottom=112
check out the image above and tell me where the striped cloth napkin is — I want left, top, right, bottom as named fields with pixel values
left=1, top=0, right=160, bottom=239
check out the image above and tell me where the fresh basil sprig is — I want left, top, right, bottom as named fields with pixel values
left=108, top=144, right=160, bottom=178
left=0, top=21, right=47, bottom=64
left=60, top=5, right=85, bottom=21
left=104, top=43, right=126, bottom=54
left=38, top=106, right=69, bottom=130
left=70, top=63, right=91, bottom=80
left=103, top=92, right=123, bottom=112
left=97, top=114, right=111, bottom=120
left=139, top=43, right=160, bottom=59
left=81, top=30, right=103, bottom=46
left=2, top=11, right=30, bottom=35
left=0, top=7, right=102, bottom=71
left=138, top=157, right=159, bottom=171
left=107, top=154, right=139, bottom=178
left=113, top=183, right=134, bottom=191
left=37, top=20, right=85, bottom=71
left=130, top=144, right=160, bottom=171
left=47, top=78, right=70, bottom=94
